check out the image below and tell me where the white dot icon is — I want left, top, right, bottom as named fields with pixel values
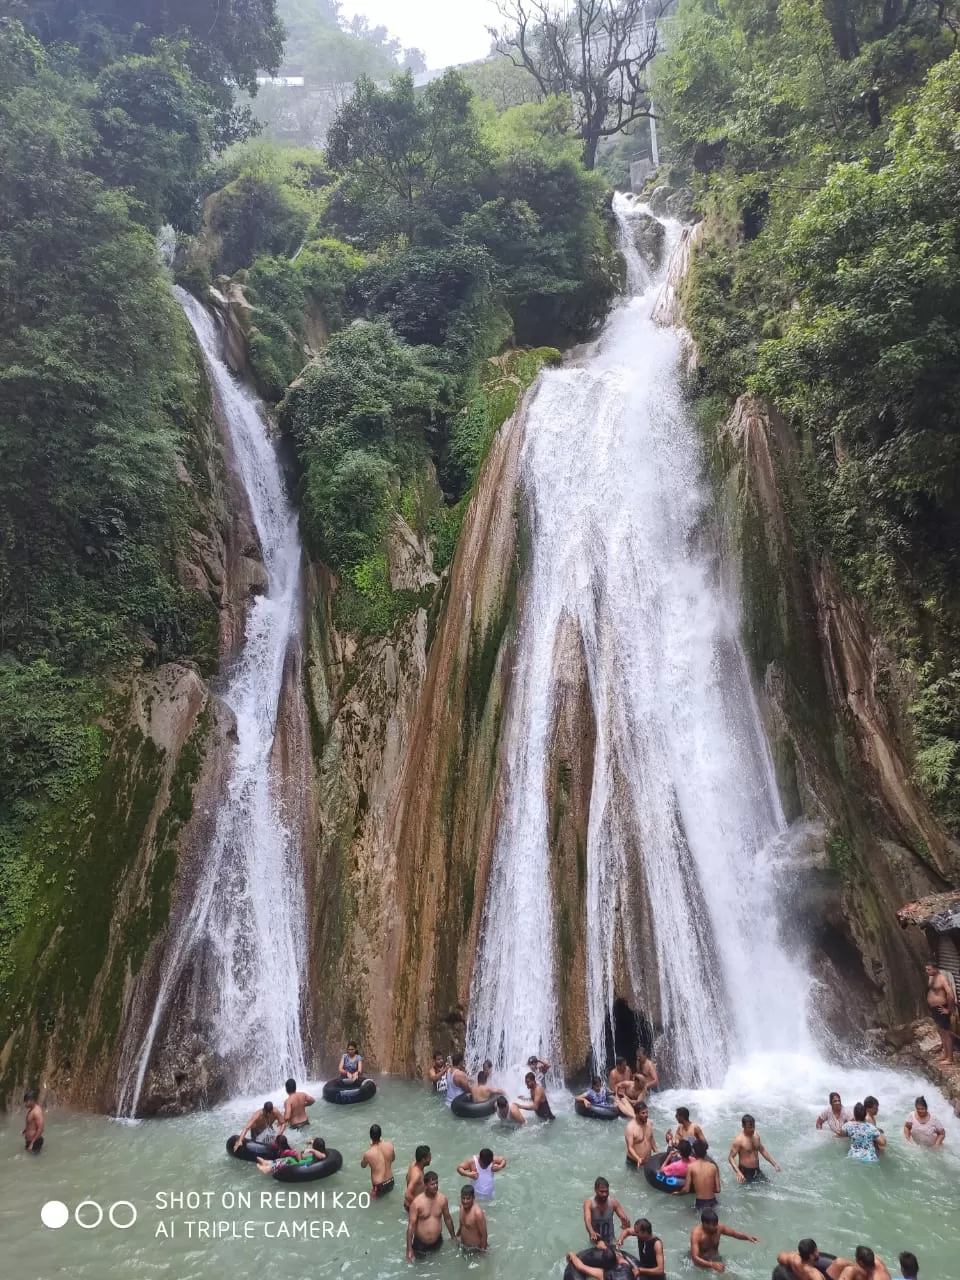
left=41, top=1200, right=70, bottom=1229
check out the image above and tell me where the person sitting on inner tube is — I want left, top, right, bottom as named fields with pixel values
left=576, top=1076, right=615, bottom=1112
left=778, top=1238, right=851, bottom=1280
left=666, top=1107, right=706, bottom=1151
left=338, top=1041, right=363, bottom=1083
left=617, top=1217, right=666, bottom=1279
left=234, top=1100, right=283, bottom=1152
left=662, top=1138, right=694, bottom=1180
left=469, top=1070, right=505, bottom=1104
left=444, top=1053, right=472, bottom=1109
left=255, top=1136, right=329, bottom=1176
left=565, top=1247, right=644, bottom=1280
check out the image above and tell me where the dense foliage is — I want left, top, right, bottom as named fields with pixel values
left=656, top=0, right=960, bottom=833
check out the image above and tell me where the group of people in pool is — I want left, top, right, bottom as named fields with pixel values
left=815, top=1090, right=947, bottom=1158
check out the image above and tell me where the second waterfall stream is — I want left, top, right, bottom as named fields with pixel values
left=118, top=289, right=308, bottom=1115
left=466, top=197, right=814, bottom=1085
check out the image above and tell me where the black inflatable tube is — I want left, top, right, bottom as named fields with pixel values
left=642, top=1150, right=685, bottom=1192
left=272, top=1148, right=343, bottom=1182
left=562, top=1246, right=640, bottom=1280
left=322, top=1078, right=377, bottom=1104
left=227, top=1134, right=280, bottom=1162
left=450, top=1094, right=497, bottom=1119
left=575, top=1099, right=620, bottom=1121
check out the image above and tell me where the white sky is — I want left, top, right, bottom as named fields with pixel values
left=339, top=0, right=501, bottom=69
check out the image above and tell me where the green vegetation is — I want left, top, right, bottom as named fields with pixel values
left=657, top=0, right=960, bottom=834
left=0, top=4, right=283, bottom=1056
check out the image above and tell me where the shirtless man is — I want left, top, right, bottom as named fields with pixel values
left=925, top=963, right=955, bottom=1066
left=666, top=1107, right=706, bottom=1148
left=836, top=1247, right=892, bottom=1280
left=778, top=1240, right=852, bottom=1280
left=625, top=1103, right=657, bottom=1167
left=691, top=1209, right=759, bottom=1272
left=405, top=1170, right=456, bottom=1260
left=283, top=1078, right=315, bottom=1130
left=23, top=1091, right=44, bottom=1153
left=234, top=1100, right=282, bottom=1151
left=470, top=1070, right=505, bottom=1103
left=609, top=1057, right=633, bottom=1095
left=679, top=1140, right=722, bottom=1209
left=634, top=1049, right=659, bottom=1099
left=457, top=1185, right=488, bottom=1252
left=404, top=1145, right=431, bottom=1209
left=518, top=1071, right=555, bottom=1119
left=728, top=1114, right=780, bottom=1184
left=427, top=1051, right=448, bottom=1094
left=494, top=1095, right=526, bottom=1126
left=360, top=1124, right=396, bottom=1198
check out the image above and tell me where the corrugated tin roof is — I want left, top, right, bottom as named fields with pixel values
left=898, top=892, right=960, bottom=933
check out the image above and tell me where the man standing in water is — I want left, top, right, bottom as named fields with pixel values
left=679, top=1140, right=722, bottom=1209
left=456, top=1185, right=488, bottom=1253
left=625, top=1102, right=657, bottom=1167
left=836, top=1247, right=893, bottom=1280
left=23, top=1091, right=44, bottom=1153
left=728, top=1114, right=780, bottom=1183
left=584, top=1177, right=631, bottom=1246
left=406, top=1170, right=456, bottom=1260
left=444, top=1052, right=472, bottom=1108
left=427, top=1051, right=447, bottom=1095
left=924, top=962, right=955, bottom=1066
left=282, top=1078, right=315, bottom=1130
left=404, top=1145, right=431, bottom=1209
left=360, top=1123, right=395, bottom=1198
left=518, top=1070, right=554, bottom=1118
left=690, top=1209, right=759, bottom=1272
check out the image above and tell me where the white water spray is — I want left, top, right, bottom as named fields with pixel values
left=118, top=290, right=307, bottom=1114
left=467, top=198, right=813, bottom=1086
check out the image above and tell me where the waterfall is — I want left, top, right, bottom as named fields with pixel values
left=117, top=289, right=308, bottom=1115
left=466, top=197, right=813, bottom=1087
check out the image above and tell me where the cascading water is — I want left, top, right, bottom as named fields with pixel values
left=466, top=197, right=813, bottom=1087
left=117, top=289, right=307, bottom=1114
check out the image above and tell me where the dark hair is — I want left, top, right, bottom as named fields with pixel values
left=914, top=1095, right=928, bottom=1110
left=484, top=1060, right=493, bottom=1071
left=773, top=1268, right=796, bottom=1280
left=828, top=1091, right=841, bottom=1104
left=741, top=1114, right=755, bottom=1127
left=592, top=1076, right=603, bottom=1088
left=855, top=1247, right=875, bottom=1268
left=701, top=1209, right=719, bottom=1227
left=864, top=1095, right=878, bottom=1110
left=23, top=1091, right=36, bottom=1103
left=527, top=1055, right=539, bottom=1066
left=424, top=1170, right=439, bottom=1186
left=594, top=1177, right=610, bottom=1192
left=525, top=1071, right=536, bottom=1084
left=853, top=1102, right=867, bottom=1122
left=308, top=1137, right=326, bottom=1155
left=433, top=1049, right=444, bottom=1059
left=415, top=1145, right=431, bottom=1163
left=677, top=1139, right=693, bottom=1158
left=452, top=1052, right=464, bottom=1067
left=692, top=1139, right=708, bottom=1158
left=347, top=1041, right=358, bottom=1050
left=635, top=1218, right=652, bottom=1234
left=477, top=1070, right=488, bottom=1084
left=263, top=1101, right=275, bottom=1114
left=798, top=1240, right=818, bottom=1261
left=898, top=1252, right=919, bottom=1279
left=676, top=1107, right=690, bottom=1122
left=616, top=1056, right=627, bottom=1066
left=478, top=1148, right=493, bottom=1167
left=370, top=1124, right=381, bottom=1142
left=285, top=1078, right=296, bottom=1093
left=461, top=1184, right=475, bottom=1199
left=495, top=1096, right=508, bottom=1110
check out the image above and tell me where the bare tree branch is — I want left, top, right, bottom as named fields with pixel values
left=489, top=0, right=665, bottom=168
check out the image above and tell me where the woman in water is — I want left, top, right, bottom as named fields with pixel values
left=903, top=1096, right=946, bottom=1148
left=842, top=1102, right=886, bottom=1162
left=816, top=1092, right=853, bottom=1136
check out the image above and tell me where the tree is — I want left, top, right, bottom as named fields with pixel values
left=490, top=0, right=665, bottom=167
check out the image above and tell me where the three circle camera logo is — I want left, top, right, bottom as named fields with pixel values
left=41, top=1199, right=137, bottom=1230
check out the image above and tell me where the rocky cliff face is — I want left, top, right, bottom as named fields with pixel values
left=713, top=394, right=960, bottom=1036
